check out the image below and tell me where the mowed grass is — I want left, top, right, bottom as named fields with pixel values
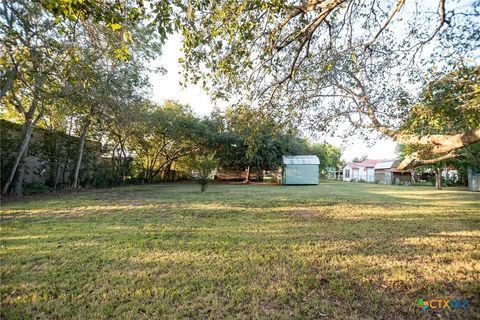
left=1, top=181, right=479, bottom=319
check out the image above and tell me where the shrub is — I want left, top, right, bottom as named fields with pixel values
left=189, top=153, right=217, bottom=192
left=23, top=182, right=51, bottom=195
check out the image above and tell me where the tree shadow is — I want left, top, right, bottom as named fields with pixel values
left=1, top=184, right=479, bottom=319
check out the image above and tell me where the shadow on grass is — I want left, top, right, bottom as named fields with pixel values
left=1, top=183, right=479, bottom=319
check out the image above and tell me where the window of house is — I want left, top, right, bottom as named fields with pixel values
left=345, top=169, right=350, bottom=178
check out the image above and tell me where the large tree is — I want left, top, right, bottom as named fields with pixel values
left=172, top=0, right=479, bottom=168
left=307, top=143, right=342, bottom=172
left=34, top=1, right=479, bottom=172
left=125, top=101, right=207, bottom=183
left=1, top=0, right=73, bottom=195
left=211, top=106, right=307, bottom=182
left=1, top=0, right=162, bottom=194
left=398, top=66, right=480, bottom=189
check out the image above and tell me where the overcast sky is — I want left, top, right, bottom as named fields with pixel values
left=148, top=33, right=398, bottom=162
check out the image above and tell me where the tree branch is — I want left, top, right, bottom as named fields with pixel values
left=396, top=129, right=480, bottom=154
left=364, top=0, right=405, bottom=52
left=397, top=150, right=458, bottom=170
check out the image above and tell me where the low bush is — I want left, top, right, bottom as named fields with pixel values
left=23, top=182, right=51, bottom=195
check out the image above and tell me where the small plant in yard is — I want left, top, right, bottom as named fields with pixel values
left=189, top=153, right=217, bottom=192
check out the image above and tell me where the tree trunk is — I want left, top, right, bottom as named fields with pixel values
left=53, top=157, right=63, bottom=191
left=200, top=184, right=206, bottom=192
left=111, top=145, right=117, bottom=186
left=60, top=116, right=73, bottom=189
left=435, top=168, right=442, bottom=190
left=119, top=140, right=127, bottom=184
left=258, top=170, right=264, bottom=182
left=12, top=143, right=29, bottom=197
left=61, top=155, right=70, bottom=188
left=143, top=165, right=147, bottom=184
left=72, top=117, right=91, bottom=189
left=244, top=165, right=251, bottom=183
left=2, top=117, right=37, bottom=195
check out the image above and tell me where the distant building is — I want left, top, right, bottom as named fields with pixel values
left=468, top=168, right=480, bottom=191
left=374, top=160, right=413, bottom=185
left=325, top=166, right=343, bottom=180
left=373, top=160, right=397, bottom=182
left=342, top=159, right=384, bottom=182
left=281, top=155, right=320, bottom=185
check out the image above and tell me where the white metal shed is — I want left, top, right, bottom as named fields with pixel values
left=281, top=155, right=320, bottom=185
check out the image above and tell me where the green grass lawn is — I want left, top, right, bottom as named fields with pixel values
left=1, top=181, right=479, bottom=319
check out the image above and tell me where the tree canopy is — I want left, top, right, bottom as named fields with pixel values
left=0, top=0, right=161, bottom=194
left=173, top=0, right=479, bottom=168
left=399, top=66, right=480, bottom=168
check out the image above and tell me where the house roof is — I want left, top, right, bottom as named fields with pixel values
left=282, top=155, right=320, bottom=165
left=343, top=159, right=386, bottom=170
left=344, top=162, right=360, bottom=169
left=356, top=159, right=385, bottom=167
left=345, top=160, right=383, bottom=168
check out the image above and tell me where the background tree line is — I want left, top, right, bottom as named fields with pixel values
left=1, top=97, right=343, bottom=195
left=0, top=0, right=340, bottom=195
left=2, top=0, right=478, bottom=195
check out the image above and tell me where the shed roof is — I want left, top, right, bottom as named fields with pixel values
left=374, top=160, right=397, bottom=170
left=282, top=155, right=320, bottom=165
left=385, top=168, right=413, bottom=173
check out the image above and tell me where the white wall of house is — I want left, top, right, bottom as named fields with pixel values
left=356, top=167, right=370, bottom=181
left=352, top=168, right=361, bottom=180
left=343, top=165, right=375, bottom=182
left=343, top=165, right=353, bottom=181
left=366, top=168, right=375, bottom=182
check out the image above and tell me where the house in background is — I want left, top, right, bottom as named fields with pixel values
left=342, top=162, right=359, bottom=182
left=281, top=155, right=320, bottom=185
left=342, top=159, right=384, bottom=182
left=373, top=160, right=397, bottom=182
left=384, top=168, right=414, bottom=185
left=374, top=160, right=413, bottom=184
left=343, top=158, right=414, bottom=184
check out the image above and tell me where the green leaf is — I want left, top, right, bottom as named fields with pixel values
left=110, top=23, right=122, bottom=31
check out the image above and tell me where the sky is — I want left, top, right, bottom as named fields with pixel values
left=148, top=34, right=398, bottom=162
